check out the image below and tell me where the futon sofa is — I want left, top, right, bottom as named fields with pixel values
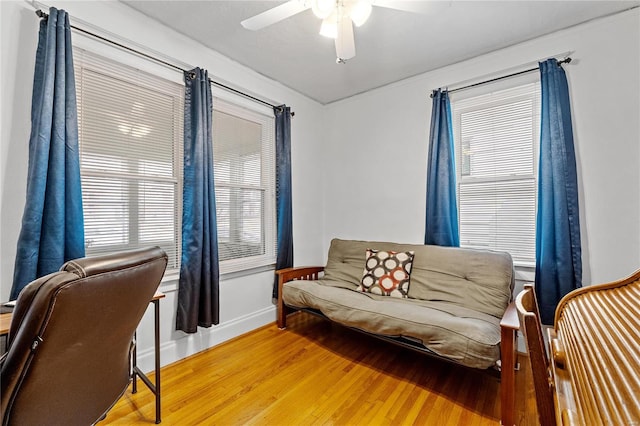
left=276, top=238, right=520, bottom=425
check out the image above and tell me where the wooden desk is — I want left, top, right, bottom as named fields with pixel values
left=0, top=292, right=165, bottom=424
left=0, top=312, right=11, bottom=336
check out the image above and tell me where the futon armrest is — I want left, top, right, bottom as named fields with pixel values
left=500, top=301, right=519, bottom=330
left=275, top=266, right=324, bottom=329
left=276, top=266, right=325, bottom=285
left=499, top=301, right=520, bottom=426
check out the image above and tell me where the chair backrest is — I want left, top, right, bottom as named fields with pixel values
left=1, top=247, right=167, bottom=426
left=515, top=283, right=556, bottom=426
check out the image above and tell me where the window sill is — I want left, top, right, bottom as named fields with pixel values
left=513, top=263, right=535, bottom=282
left=220, top=263, right=275, bottom=280
left=159, top=263, right=276, bottom=291
left=219, top=255, right=277, bottom=276
left=161, top=268, right=180, bottom=284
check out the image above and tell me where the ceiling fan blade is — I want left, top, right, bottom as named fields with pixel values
left=241, top=0, right=310, bottom=31
left=373, top=0, right=431, bottom=14
left=335, top=17, right=356, bottom=60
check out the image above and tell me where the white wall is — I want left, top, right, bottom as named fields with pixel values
left=322, top=8, right=640, bottom=287
left=0, top=0, right=326, bottom=372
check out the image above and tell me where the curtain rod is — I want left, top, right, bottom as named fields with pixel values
left=35, top=9, right=293, bottom=116
left=430, top=57, right=572, bottom=98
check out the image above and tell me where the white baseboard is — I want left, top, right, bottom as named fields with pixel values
left=134, top=305, right=276, bottom=373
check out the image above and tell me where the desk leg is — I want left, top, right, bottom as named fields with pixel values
left=132, top=331, right=138, bottom=394
left=131, top=300, right=161, bottom=423
left=500, top=326, right=517, bottom=426
left=153, top=299, right=161, bottom=424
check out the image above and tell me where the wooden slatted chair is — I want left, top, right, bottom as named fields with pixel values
left=515, top=283, right=556, bottom=426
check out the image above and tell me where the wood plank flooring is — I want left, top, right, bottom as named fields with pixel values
left=103, top=311, right=539, bottom=425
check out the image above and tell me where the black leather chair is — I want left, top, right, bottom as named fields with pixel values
left=1, top=247, right=167, bottom=425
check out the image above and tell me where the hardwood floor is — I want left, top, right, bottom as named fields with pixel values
left=104, top=311, right=539, bottom=425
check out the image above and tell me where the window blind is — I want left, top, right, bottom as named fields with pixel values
left=74, top=49, right=184, bottom=270
left=452, top=82, right=540, bottom=265
left=212, top=99, right=276, bottom=274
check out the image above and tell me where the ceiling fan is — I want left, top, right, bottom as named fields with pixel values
left=241, top=0, right=428, bottom=64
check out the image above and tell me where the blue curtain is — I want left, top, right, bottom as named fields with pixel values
left=535, top=59, right=582, bottom=325
left=11, top=8, right=84, bottom=300
left=272, top=105, right=293, bottom=300
left=176, top=68, right=220, bottom=333
left=425, top=89, right=459, bottom=247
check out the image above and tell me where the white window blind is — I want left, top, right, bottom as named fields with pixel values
left=74, top=49, right=184, bottom=270
left=451, top=81, right=540, bottom=265
left=212, top=99, right=276, bottom=274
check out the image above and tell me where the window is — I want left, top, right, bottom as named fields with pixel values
left=451, top=78, right=540, bottom=265
left=74, top=49, right=276, bottom=274
left=75, top=49, right=184, bottom=270
left=212, top=99, right=276, bottom=273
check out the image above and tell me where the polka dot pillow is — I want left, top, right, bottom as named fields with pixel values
left=358, top=249, right=415, bottom=298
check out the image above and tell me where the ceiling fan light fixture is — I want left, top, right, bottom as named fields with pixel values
left=319, top=14, right=338, bottom=39
left=312, top=0, right=335, bottom=19
left=350, top=0, right=372, bottom=27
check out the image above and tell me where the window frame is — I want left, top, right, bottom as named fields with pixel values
left=450, top=73, right=541, bottom=267
left=74, top=47, right=184, bottom=273
left=73, top=38, right=278, bottom=277
left=212, top=97, right=277, bottom=275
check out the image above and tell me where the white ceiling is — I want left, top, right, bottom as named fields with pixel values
left=122, top=1, right=639, bottom=104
